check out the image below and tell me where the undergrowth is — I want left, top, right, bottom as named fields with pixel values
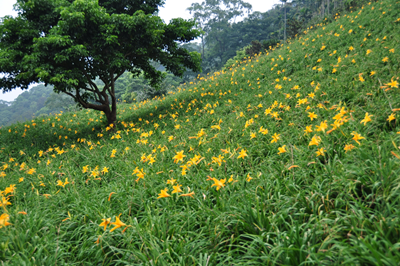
left=1, top=0, right=400, bottom=265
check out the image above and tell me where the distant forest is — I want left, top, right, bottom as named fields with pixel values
left=0, top=0, right=364, bottom=127
left=0, top=84, right=75, bottom=127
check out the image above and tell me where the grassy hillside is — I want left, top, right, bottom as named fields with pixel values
left=1, top=0, right=399, bottom=264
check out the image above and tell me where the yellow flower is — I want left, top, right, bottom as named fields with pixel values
left=157, top=188, right=171, bottom=199
left=382, top=57, right=389, bottom=62
left=173, top=150, right=186, bottom=163
left=82, top=165, right=89, bottom=173
left=246, top=173, right=253, bottom=182
left=308, top=112, right=318, bottom=121
left=387, top=113, right=396, bottom=122
left=99, top=218, right=111, bottom=231
left=196, top=129, right=206, bottom=138
left=271, top=133, right=280, bottom=143
left=172, top=184, right=183, bottom=194
left=221, top=148, right=230, bottom=154
left=135, top=170, right=145, bottom=182
left=27, top=168, right=36, bottom=175
left=316, top=147, right=326, bottom=157
left=110, top=214, right=128, bottom=232
left=167, top=178, right=177, bottom=185
left=3, top=184, right=16, bottom=195
left=57, top=178, right=70, bottom=188
left=179, top=192, right=195, bottom=198
left=259, top=127, right=269, bottom=135
left=211, top=178, right=226, bottom=191
left=228, top=175, right=238, bottom=183
left=179, top=187, right=195, bottom=198
left=344, top=144, right=356, bottom=152
left=309, top=135, right=321, bottom=146
left=351, top=132, right=365, bottom=145
left=0, top=213, right=11, bottom=228
left=211, top=155, right=225, bottom=166
left=315, top=120, right=328, bottom=132
left=91, top=170, right=99, bottom=178
left=211, top=124, right=221, bottom=130
left=304, top=125, right=313, bottom=134
left=101, top=167, right=109, bottom=174
left=360, top=112, right=373, bottom=125
left=0, top=196, right=12, bottom=209
left=278, top=145, right=287, bottom=155
left=385, top=79, right=399, bottom=88
left=237, top=149, right=248, bottom=159
left=108, top=192, right=116, bottom=201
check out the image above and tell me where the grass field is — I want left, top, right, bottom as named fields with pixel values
left=1, top=0, right=400, bottom=264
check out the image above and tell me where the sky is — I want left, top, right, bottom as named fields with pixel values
left=0, top=0, right=280, bottom=102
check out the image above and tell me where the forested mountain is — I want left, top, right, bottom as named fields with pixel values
left=0, top=84, right=75, bottom=127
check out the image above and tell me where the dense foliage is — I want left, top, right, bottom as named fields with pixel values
left=0, top=0, right=201, bottom=125
left=1, top=0, right=399, bottom=264
left=190, top=0, right=379, bottom=73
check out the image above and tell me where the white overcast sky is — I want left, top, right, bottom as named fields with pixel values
left=0, top=0, right=280, bottom=101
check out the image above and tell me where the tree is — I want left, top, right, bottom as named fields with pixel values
left=0, top=0, right=202, bottom=126
left=280, top=0, right=293, bottom=43
left=187, top=0, right=252, bottom=72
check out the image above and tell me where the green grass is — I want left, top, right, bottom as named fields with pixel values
left=1, top=0, right=400, bottom=264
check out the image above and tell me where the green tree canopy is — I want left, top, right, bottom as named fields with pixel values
left=0, top=0, right=202, bottom=125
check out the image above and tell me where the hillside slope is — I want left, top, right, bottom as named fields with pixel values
left=1, top=0, right=400, bottom=264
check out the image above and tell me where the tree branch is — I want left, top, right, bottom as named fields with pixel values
left=82, top=70, right=107, bottom=104
left=66, top=87, right=109, bottom=112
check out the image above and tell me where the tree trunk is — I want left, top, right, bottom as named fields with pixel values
left=284, top=1, right=287, bottom=43
left=105, top=106, right=117, bottom=126
left=327, top=0, right=330, bottom=15
left=201, top=34, right=205, bottom=60
left=106, top=74, right=118, bottom=126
